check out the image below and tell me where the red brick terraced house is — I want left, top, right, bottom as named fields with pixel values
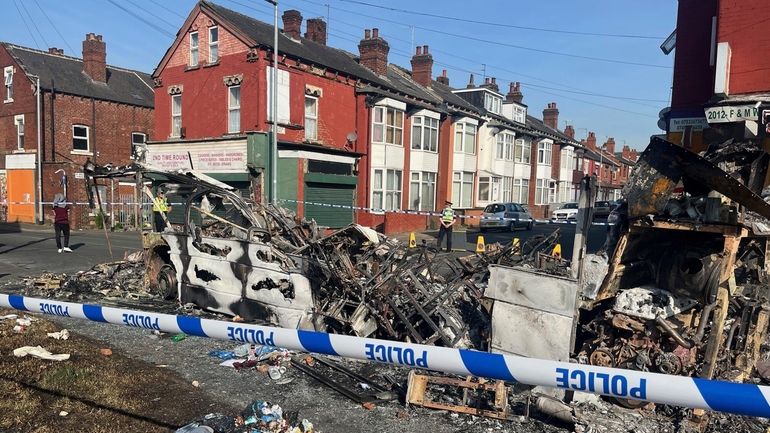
left=0, top=35, right=154, bottom=227
left=151, top=1, right=484, bottom=233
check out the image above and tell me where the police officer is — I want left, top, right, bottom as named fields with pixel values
left=152, top=188, right=172, bottom=232
left=437, top=200, right=456, bottom=252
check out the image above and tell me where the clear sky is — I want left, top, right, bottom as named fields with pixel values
left=1, top=0, right=677, bottom=149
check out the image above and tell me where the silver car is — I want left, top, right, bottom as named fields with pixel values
left=480, top=202, right=534, bottom=232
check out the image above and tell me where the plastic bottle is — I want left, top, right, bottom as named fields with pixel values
left=171, top=333, right=187, bottom=342
left=233, top=344, right=251, bottom=358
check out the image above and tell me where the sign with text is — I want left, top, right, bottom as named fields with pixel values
left=669, top=117, right=707, bottom=132
left=146, top=143, right=247, bottom=173
left=705, top=104, right=759, bottom=123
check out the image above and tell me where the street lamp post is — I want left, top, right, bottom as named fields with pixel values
left=265, top=0, right=278, bottom=205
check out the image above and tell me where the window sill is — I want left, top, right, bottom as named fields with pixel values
left=411, top=148, right=438, bottom=154
left=185, top=65, right=200, bottom=72
left=12, top=149, right=27, bottom=154
left=3, top=99, right=12, bottom=104
left=71, top=150, right=93, bottom=156
left=203, top=61, right=220, bottom=68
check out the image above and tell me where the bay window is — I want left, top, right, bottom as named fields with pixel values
left=535, top=178, right=550, bottom=204
left=452, top=171, right=474, bottom=208
left=372, top=106, right=403, bottom=145
left=454, top=122, right=476, bottom=154
left=513, top=178, right=529, bottom=204
left=372, top=169, right=402, bottom=210
left=537, top=141, right=552, bottom=165
left=502, top=176, right=513, bottom=202
left=409, top=171, right=436, bottom=211
left=411, top=116, right=438, bottom=152
left=515, top=139, right=531, bottom=163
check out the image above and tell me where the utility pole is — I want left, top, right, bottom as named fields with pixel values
left=265, top=0, right=278, bottom=204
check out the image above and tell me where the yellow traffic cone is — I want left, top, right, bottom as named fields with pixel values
left=552, top=243, right=562, bottom=258
left=408, top=232, right=417, bottom=248
left=511, top=237, right=521, bottom=254
left=476, top=235, right=486, bottom=253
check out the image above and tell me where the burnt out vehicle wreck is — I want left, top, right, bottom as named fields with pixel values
left=83, top=164, right=490, bottom=347
left=574, top=136, right=770, bottom=393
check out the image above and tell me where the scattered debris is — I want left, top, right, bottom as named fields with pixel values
left=46, top=329, right=70, bottom=340
left=13, top=346, right=70, bottom=361
left=291, top=355, right=396, bottom=404
left=100, top=348, right=113, bottom=357
left=176, top=400, right=315, bottom=433
left=406, top=371, right=514, bottom=421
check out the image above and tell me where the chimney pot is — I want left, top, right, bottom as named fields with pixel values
left=467, top=73, right=475, bottom=88
left=484, top=77, right=490, bottom=85
left=372, top=28, right=379, bottom=38
left=48, top=47, right=64, bottom=55
left=364, top=29, right=371, bottom=39
left=422, top=45, right=428, bottom=53
left=415, top=46, right=422, bottom=55
left=491, top=77, right=496, bottom=84
left=436, top=69, right=449, bottom=85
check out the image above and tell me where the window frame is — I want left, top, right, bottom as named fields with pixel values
left=131, top=132, right=146, bottom=159
left=372, top=106, right=404, bottom=146
left=171, top=94, right=182, bottom=138
left=3, top=66, right=13, bottom=102
left=502, top=176, right=513, bottom=202
left=208, top=26, right=219, bottom=63
left=372, top=168, right=403, bottom=211
left=304, top=94, right=318, bottom=141
left=515, top=138, right=531, bottom=164
left=410, top=115, right=439, bottom=152
left=454, top=122, right=476, bottom=155
left=537, top=141, right=552, bottom=165
left=513, top=178, right=529, bottom=204
left=535, top=178, right=550, bottom=205
left=14, top=114, right=24, bottom=150
left=452, top=170, right=474, bottom=208
left=409, top=171, right=437, bottom=211
left=72, top=124, right=90, bottom=152
left=188, top=32, right=196, bottom=68
left=228, top=85, right=241, bottom=134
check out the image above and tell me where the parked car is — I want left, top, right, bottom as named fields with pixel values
left=551, top=202, right=579, bottom=221
left=480, top=202, right=534, bottom=232
left=593, top=201, right=613, bottom=218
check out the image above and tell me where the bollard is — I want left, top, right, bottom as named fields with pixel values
left=476, top=235, right=486, bottom=253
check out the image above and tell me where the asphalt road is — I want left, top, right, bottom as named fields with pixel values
left=0, top=222, right=142, bottom=282
left=468, top=222, right=609, bottom=260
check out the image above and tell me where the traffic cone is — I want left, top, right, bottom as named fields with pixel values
left=476, top=235, right=486, bottom=253
left=552, top=243, right=562, bottom=258
left=408, top=232, right=417, bottom=248
left=511, top=237, right=521, bottom=254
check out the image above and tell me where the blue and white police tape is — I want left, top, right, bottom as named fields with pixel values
left=2, top=293, right=768, bottom=418
left=279, top=198, right=616, bottom=227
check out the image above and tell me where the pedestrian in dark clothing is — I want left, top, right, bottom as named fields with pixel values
left=52, top=193, right=72, bottom=253
left=437, top=200, right=456, bottom=252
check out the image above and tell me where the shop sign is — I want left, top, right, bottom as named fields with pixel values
left=669, top=117, right=707, bottom=132
left=704, top=105, right=759, bottom=123
left=147, top=149, right=247, bottom=172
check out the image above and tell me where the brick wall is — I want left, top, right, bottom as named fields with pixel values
left=671, top=0, right=718, bottom=109
left=718, top=0, right=770, bottom=94
left=0, top=45, right=38, bottom=169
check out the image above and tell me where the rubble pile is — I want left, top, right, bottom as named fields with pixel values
left=176, top=400, right=314, bottom=433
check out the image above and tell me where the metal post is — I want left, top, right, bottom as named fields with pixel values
left=35, top=75, right=42, bottom=223
left=570, top=175, right=597, bottom=283
left=267, top=0, right=278, bottom=204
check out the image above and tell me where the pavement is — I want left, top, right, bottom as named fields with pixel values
left=0, top=222, right=142, bottom=282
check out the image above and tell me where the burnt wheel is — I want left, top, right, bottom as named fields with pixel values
left=589, top=348, right=615, bottom=367
left=157, top=264, right=178, bottom=301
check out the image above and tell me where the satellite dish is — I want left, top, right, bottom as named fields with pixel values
left=346, top=132, right=358, bottom=142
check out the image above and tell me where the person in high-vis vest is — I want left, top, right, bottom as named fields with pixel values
left=437, top=200, right=456, bottom=252
left=152, top=188, right=172, bottom=232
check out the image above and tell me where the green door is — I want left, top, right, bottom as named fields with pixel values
left=304, top=182, right=355, bottom=227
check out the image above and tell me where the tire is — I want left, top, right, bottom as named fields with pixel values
left=157, top=264, right=178, bottom=301
left=509, top=221, right=517, bottom=232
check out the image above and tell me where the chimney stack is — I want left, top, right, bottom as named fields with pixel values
left=304, top=18, right=327, bottom=45
left=48, top=47, right=64, bottom=56
left=358, top=28, right=389, bottom=76
left=564, top=125, right=575, bottom=139
left=586, top=132, right=597, bottom=150
left=82, top=33, right=106, bottom=83
left=543, top=102, right=559, bottom=129
left=282, top=10, right=302, bottom=40
left=480, top=77, right=499, bottom=93
left=410, top=45, right=433, bottom=87
left=605, top=137, right=616, bottom=154
left=436, top=69, right=449, bottom=85
left=467, top=73, right=475, bottom=89
left=505, top=81, right=523, bottom=103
